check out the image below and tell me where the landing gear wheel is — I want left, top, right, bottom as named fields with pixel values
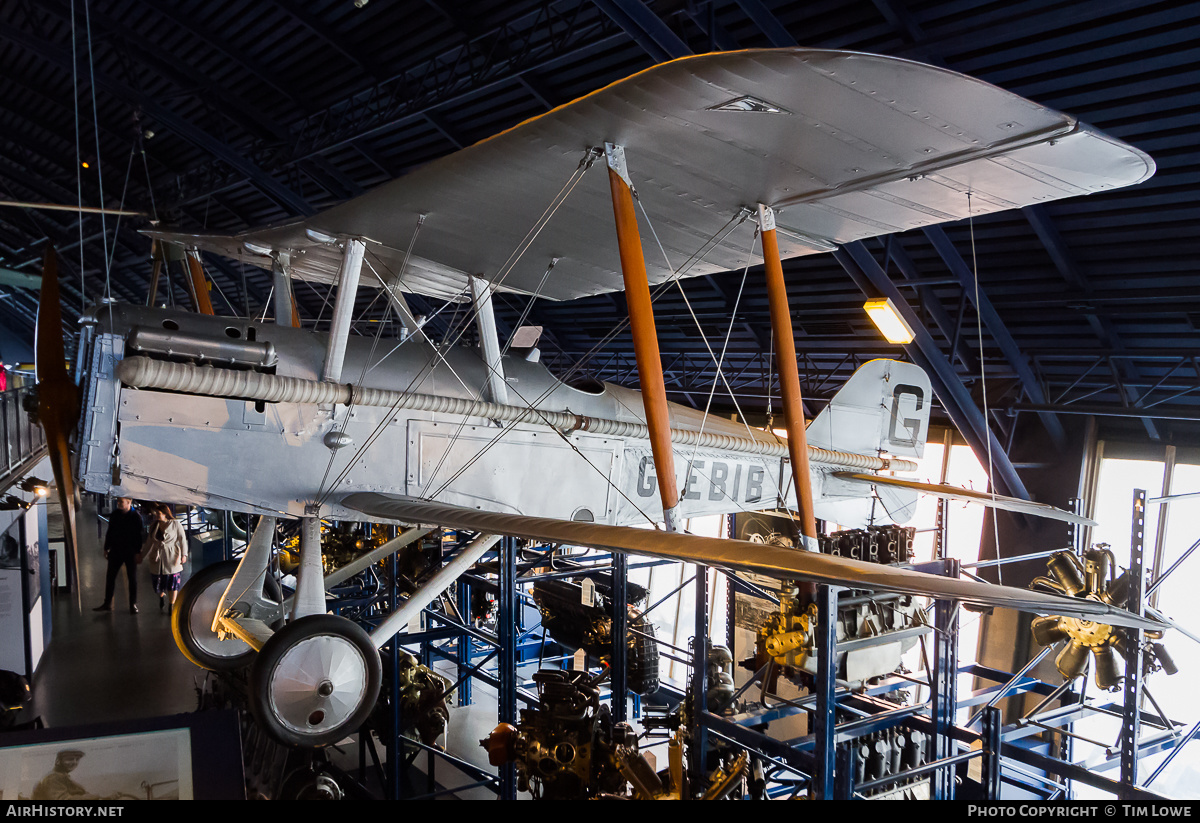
left=249, top=615, right=382, bottom=749
left=172, top=560, right=281, bottom=671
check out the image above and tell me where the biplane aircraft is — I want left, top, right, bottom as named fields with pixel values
left=36, top=48, right=1162, bottom=748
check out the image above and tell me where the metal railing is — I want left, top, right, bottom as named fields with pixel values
left=0, top=386, right=47, bottom=489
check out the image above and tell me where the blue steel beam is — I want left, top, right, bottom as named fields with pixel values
left=128, top=0, right=314, bottom=114
left=161, top=8, right=630, bottom=212
left=1120, top=489, right=1147, bottom=798
left=269, top=0, right=387, bottom=82
left=812, top=584, right=838, bottom=799
left=732, top=0, right=797, bottom=47
left=835, top=241, right=1031, bottom=500
left=682, top=2, right=740, bottom=51
left=1023, top=205, right=1160, bottom=440
left=881, top=237, right=977, bottom=373
left=591, top=0, right=692, bottom=62
left=922, top=226, right=1067, bottom=450
left=0, top=24, right=317, bottom=218
left=37, top=0, right=293, bottom=145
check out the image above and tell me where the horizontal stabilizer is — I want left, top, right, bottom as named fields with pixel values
left=833, top=472, right=1097, bottom=527
left=341, top=493, right=1157, bottom=631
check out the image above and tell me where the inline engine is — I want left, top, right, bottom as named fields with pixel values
left=754, top=525, right=928, bottom=686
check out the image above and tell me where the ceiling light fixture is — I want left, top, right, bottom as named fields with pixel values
left=17, top=477, right=49, bottom=497
left=863, top=297, right=915, bottom=344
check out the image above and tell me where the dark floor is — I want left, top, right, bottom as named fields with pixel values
left=27, top=499, right=205, bottom=729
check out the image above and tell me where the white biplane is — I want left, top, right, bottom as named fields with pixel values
left=35, top=49, right=1160, bottom=748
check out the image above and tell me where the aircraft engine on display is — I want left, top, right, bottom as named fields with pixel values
left=754, top=525, right=929, bottom=687
left=481, top=669, right=645, bottom=799
left=1030, top=548, right=1177, bottom=690
left=383, top=650, right=452, bottom=746
left=479, top=669, right=747, bottom=800
left=531, top=573, right=660, bottom=696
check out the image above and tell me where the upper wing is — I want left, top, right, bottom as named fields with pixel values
left=832, top=472, right=1098, bottom=527
left=341, top=493, right=1160, bottom=631
left=147, top=49, right=1153, bottom=303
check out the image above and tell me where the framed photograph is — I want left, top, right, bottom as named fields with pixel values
left=0, top=728, right=192, bottom=800
left=0, top=710, right=242, bottom=800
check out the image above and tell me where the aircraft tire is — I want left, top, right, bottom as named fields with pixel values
left=172, top=560, right=258, bottom=671
left=249, top=614, right=382, bottom=749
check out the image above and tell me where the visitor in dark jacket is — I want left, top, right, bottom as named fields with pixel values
left=94, top=497, right=144, bottom=614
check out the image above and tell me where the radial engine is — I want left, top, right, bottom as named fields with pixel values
left=1030, top=546, right=1176, bottom=690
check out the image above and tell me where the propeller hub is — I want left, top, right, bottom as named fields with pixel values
left=1060, top=614, right=1113, bottom=646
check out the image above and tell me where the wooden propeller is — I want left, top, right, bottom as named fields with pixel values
left=34, top=246, right=81, bottom=608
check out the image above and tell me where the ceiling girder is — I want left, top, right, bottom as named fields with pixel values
left=835, top=241, right=1030, bottom=501
left=922, top=226, right=1066, bottom=450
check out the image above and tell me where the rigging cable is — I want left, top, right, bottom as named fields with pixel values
left=968, top=190, right=1004, bottom=586
left=637, top=200, right=793, bottom=516
left=70, top=0, right=84, bottom=312
left=315, top=152, right=596, bottom=506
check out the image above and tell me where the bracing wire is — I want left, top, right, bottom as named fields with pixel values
left=636, top=200, right=794, bottom=515
left=82, top=0, right=110, bottom=286
left=967, top=190, right=1004, bottom=586
left=313, top=218, right=426, bottom=502
left=314, top=150, right=597, bottom=507
left=70, top=0, right=84, bottom=312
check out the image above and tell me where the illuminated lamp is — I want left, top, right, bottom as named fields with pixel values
left=863, top=298, right=915, bottom=345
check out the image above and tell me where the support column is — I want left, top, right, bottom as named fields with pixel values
left=368, top=533, right=500, bottom=647
left=1150, top=448, right=1174, bottom=610
left=498, top=537, right=518, bottom=800
left=322, top=238, right=366, bottom=384
left=606, top=143, right=681, bottom=532
left=456, top=559, right=474, bottom=707
left=931, top=559, right=960, bottom=800
left=812, top=583, right=839, bottom=799
left=272, top=252, right=300, bottom=328
left=382, top=284, right=428, bottom=343
left=758, top=205, right=818, bottom=547
left=386, top=526, right=402, bottom=800
left=1120, top=489, right=1147, bottom=798
left=611, top=552, right=628, bottom=722
left=935, top=428, right=954, bottom=559
left=292, top=507, right=326, bottom=620
left=217, top=516, right=276, bottom=628
left=185, top=250, right=215, bottom=316
left=981, top=706, right=1003, bottom=800
left=469, top=275, right=509, bottom=405
left=689, top=564, right=710, bottom=790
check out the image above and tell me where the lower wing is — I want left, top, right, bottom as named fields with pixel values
left=341, top=493, right=1156, bottom=631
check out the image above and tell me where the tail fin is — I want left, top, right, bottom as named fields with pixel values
left=806, top=359, right=931, bottom=460
left=807, top=360, right=932, bottom=527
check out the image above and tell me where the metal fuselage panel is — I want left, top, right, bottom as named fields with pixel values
left=78, top=305, right=790, bottom=524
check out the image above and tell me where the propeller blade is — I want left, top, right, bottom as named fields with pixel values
left=34, top=246, right=81, bottom=609
left=341, top=494, right=1163, bottom=631
left=832, top=472, right=1097, bottom=527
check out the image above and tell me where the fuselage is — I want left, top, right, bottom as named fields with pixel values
left=77, top=303, right=799, bottom=526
